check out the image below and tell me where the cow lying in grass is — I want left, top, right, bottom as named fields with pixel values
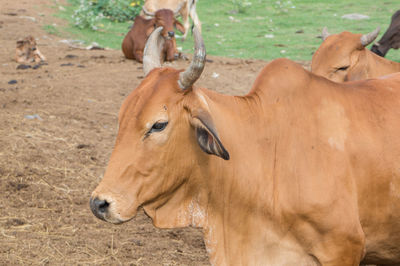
left=15, top=36, right=46, bottom=64
left=91, top=27, right=400, bottom=265
left=121, top=9, right=184, bottom=63
left=311, top=27, right=400, bottom=82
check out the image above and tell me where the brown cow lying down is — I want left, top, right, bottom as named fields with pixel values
left=121, top=9, right=184, bottom=63
left=141, top=0, right=201, bottom=41
left=312, top=27, right=400, bottom=82
left=91, top=27, right=400, bottom=265
left=15, top=36, right=46, bottom=63
left=371, top=10, right=400, bottom=57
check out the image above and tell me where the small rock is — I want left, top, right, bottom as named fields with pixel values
left=295, top=29, right=304, bottom=34
left=76, top=144, right=90, bottom=149
left=8, top=80, right=17, bottom=84
left=212, top=72, right=219, bottom=78
left=19, top=16, right=36, bottom=22
left=32, top=64, right=41, bottom=69
left=65, top=54, right=78, bottom=59
left=24, top=114, right=43, bottom=121
left=77, top=64, right=85, bottom=68
left=341, top=13, right=369, bottom=20
left=264, top=34, right=274, bottom=38
left=60, top=63, right=74, bottom=67
left=16, top=64, right=31, bottom=70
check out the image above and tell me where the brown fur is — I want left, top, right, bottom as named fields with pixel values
left=141, top=0, right=201, bottom=40
left=121, top=9, right=184, bottom=63
left=311, top=31, right=400, bottom=82
left=91, top=59, right=400, bottom=265
left=15, top=36, right=46, bottom=63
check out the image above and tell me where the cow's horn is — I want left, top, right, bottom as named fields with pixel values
left=173, top=2, right=184, bottom=16
left=178, top=26, right=205, bottom=90
left=360, top=27, right=381, bottom=47
left=142, top=6, right=155, bottom=17
left=321, top=27, right=330, bottom=40
left=143, top=27, right=165, bottom=76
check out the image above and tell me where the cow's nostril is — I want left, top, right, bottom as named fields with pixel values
left=168, top=31, right=175, bottom=37
left=90, top=197, right=110, bottom=220
left=97, top=199, right=109, bottom=213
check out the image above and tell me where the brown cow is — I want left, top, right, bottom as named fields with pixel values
left=15, top=36, right=46, bottom=63
left=121, top=9, right=184, bottom=63
left=141, top=0, right=201, bottom=40
left=91, top=27, right=400, bottom=265
left=371, top=10, right=400, bottom=57
left=311, top=27, right=400, bottom=82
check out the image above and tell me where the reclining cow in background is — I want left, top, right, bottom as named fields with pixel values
left=311, top=27, right=400, bottom=82
left=15, top=36, right=46, bottom=63
left=371, top=10, right=400, bottom=57
left=121, top=9, right=184, bottom=63
left=91, top=26, right=400, bottom=265
left=141, top=0, right=201, bottom=40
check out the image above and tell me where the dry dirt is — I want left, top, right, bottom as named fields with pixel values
left=0, top=0, right=309, bottom=264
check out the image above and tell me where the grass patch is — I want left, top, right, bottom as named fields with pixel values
left=54, top=0, right=400, bottom=62
left=42, top=24, right=60, bottom=36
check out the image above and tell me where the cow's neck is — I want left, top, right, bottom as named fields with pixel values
left=186, top=88, right=312, bottom=265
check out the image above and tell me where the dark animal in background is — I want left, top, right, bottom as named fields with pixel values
left=371, top=10, right=400, bottom=57
left=121, top=9, right=185, bottom=63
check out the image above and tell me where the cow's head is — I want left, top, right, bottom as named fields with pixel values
left=15, top=36, right=46, bottom=63
left=311, top=27, right=380, bottom=82
left=90, top=27, right=229, bottom=226
left=143, top=7, right=185, bottom=40
left=371, top=10, right=400, bottom=57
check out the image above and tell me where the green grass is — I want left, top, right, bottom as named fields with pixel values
left=42, top=24, right=60, bottom=36
left=54, top=0, right=400, bottom=62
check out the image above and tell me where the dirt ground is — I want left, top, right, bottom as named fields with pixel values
left=0, top=0, right=309, bottom=264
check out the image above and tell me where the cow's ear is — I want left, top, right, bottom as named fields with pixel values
left=174, top=20, right=185, bottom=34
left=190, top=109, right=229, bottom=160
left=16, top=40, right=24, bottom=48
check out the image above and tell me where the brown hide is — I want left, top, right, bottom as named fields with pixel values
left=141, top=0, right=201, bottom=40
left=15, top=36, right=46, bottom=63
left=311, top=30, right=400, bottom=82
left=121, top=9, right=183, bottom=62
left=371, top=10, right=400, bottom=57
left=91, top=56, right=400, bottom=265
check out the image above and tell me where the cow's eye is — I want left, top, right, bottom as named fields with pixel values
left=336, top=66, right=349, bottom=71
left=149, top=121, right=168, bottom=133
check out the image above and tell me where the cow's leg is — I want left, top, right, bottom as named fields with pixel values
left=134, top=50, right=143, bottom=63
left=180, top=6, right=190, bottom=41
left=189, top=5, right=201, bottom=33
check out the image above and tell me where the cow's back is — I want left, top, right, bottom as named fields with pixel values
left=143, top=0, right=186, bottom=13
left=122, top=16, right=149, bottom=60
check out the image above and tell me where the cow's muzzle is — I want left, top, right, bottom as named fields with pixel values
left=90, top=197, right=110, bottom=221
